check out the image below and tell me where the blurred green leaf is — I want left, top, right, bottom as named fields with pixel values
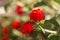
left=47, top=36, right=59, bottom=40
left=25, top=4, right=30, bottom=8
left=32, top=31, right=39, bottom=40
left=54, top=0, right=60, bottom=4
left=34, top=2, right=47, bottom=7
left=35, top=0, right=42, bottom=2
left=56, top=14, right=60, bottom=25
left=10, top=35, right=18, bottom=40
left=4, top=1, right=11, bottom=11
left=44, top=18, right=60, bottom=30
left=0, top=24, right=3, bottom=38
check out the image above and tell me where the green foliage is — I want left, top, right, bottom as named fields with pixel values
left=0, top=25, right=3, bottom=38
left=4, top=1, right=11, bottom=12
left=47, top=36, right=60, bottom=40
left=32, top=31, right=39, bottom=40
left=44, top=18, right=59, bottom=30
left=25, top=4, right=31, bottom=9
left=34, top=1, right=47, bottom=7
left=54, top=0, right=60, bottom=4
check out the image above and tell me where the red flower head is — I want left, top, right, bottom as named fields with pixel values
left=2, top=37, right=10, bottom=40
left=16, top=5, right=24, bottom=15
left=11, top=21, right=21, bottom=29
left=21, top=22, right=34, bottom=35
left=30, top=9, right=45, bottom=22
left=2, top=27, right=9, bottom=36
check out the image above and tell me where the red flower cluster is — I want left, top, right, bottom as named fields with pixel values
left=2, top=27, right=9, bottom=36
left=11, top=9, right=45, bottom=35
left=30, top=9, right=45, bottom=22
left=1, top=8, right=45, bottom=38
left=21, top=22, right=34, bottom=35
left=11, top=21, right=21, bottom=29
left=16, top=6, right=24, bottom=15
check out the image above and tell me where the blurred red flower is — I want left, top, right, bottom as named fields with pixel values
left=11, top=21, right=21, bottom=29
left=2, top=27, right=9, bottom=36
left=16, top=6, right=24, bottom=15
left=2, top=37, right=10, bottom=40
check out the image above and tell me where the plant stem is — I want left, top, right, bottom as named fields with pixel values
left=44, top=29, right=57, bottom=34
left=39, top=25, right=57, bottom=34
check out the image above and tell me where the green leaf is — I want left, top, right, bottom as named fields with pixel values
left=10, top=35, right=18, bottom=40
left=12, top=29, right=23, bottom=36
left=54, top=0, right=60, bottom=4
left=35, top=0, right=42, bottom=2
left=0, top=25, right=3, bottom=37
left=25, top=4, right=30, bottom=8
left=47, top=36, right=59, bottom=40
left=34, top=2, right=47, bottom=7
left=4, top=1, right=11, bottom=11
left=40, top=20, right=45, bottom=24
left=32, top=31, right=39, bottom=40
left=44, top=18, right=60, bottom=30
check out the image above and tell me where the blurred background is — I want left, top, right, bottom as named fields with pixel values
left=0, top=0, right=60, bottom=40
